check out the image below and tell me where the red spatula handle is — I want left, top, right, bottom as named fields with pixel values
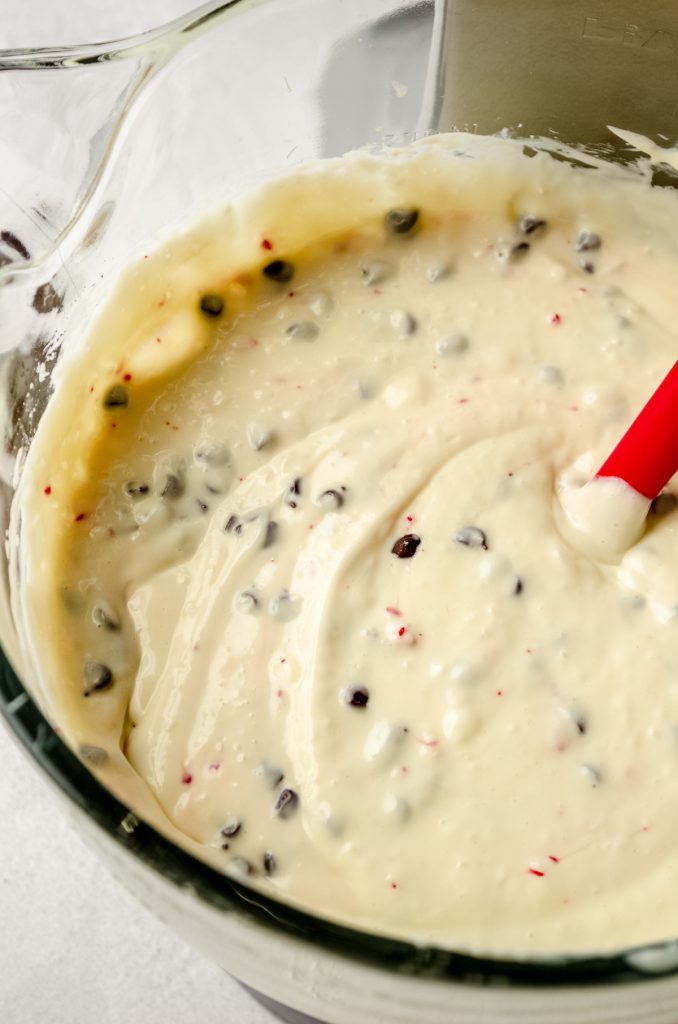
left=596, top=359, right=678, bottom=499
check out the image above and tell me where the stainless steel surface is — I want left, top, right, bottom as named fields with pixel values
left=427, top=0, right=678, bottom=146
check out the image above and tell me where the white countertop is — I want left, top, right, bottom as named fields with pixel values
left=0, top=724, right=275, bottom=1024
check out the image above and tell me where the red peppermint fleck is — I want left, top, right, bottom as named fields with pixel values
left=74, top=513, right=87, bottom=523
left=385, top=606, right=402, bottom=616
left=111, top=423, right=117, bottom=429
left=155, top=336, right=162, bottom=344
left=458, top=397, right=469, bottom=404
left=123, top=372, right=132, bottom=382
left=550, top=313, right=562, bottom=325
left=548, top=855, right=560, bottom=863
left=529, top=868, right=545, bottom=877
left=208, top=762, right=221, bottom=772
left=398, top=626, right=406, bottom=637
left=280, top=658, right=286, bottom=664
left=288, top=291, right=295, bottom=298
left=389, top=882, right=399, bottom=890
left=418, top=737, right=439, bottom=748
left=277, top=688, right=285, bottom=698
left=43, top=486, right=52, bottom=496
left=143, top=255, right=149, bottom=260
left=181, top=772, right=193, bottom=785
left=406, top=515, right=414, bottom=524
left=578, top=287, right=588, bottom=294
left=261, top=238, right=273, bottom=251
left=496, top=690, right=503, bottom=696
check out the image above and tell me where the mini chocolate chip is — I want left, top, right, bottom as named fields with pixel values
left=124, top=482, right=149, bottom=498
left=273, top=788, right=299, bottom=819
left=436, top=333, right=469, bottom=357
left=389, top=309, right=417, bottom=336
left=453, top=526, right=488, bottom=550
left=199, top=293, right=224, bottom=317
left=652, top=492, right=678, bottom=516
left=161, top=473, right=184, bottom=499
left=513, top=578, right=524, bottom=596
left=284, top=477, right=302, bottom=509
left=91, top=603, right=120, bottom=631
left=385, top=208, right=419, bottom=234
left=263, top=259, right=294, bottom=283
left=581, top=260, right=595, bottom=274
left=317, top=489, right=345, bottom=511
left=343, top=685, right=369, bottom=708
left=574, top=713, right=588, bottom=735
left=391, top=534, right=421, bottom=558
left=286, top=321, right=319, bottom=342
left=234, top=588, right=259, bottom=614
left=518, top=216, right=547, bottom=236
left=229, top=856, right=253, bottom=876
left=262, top=851, right=277, bottom=876
left=269, top=590, right=302, bottom=621
left=580, top=763, right=603, bottom=787
left=255, top=762, right=285, bottom=789
left=575, top=231, right=601, bottom=252
left=194, top=443, right=229, bottom=466
left=362, top=260, right=394, bottom=286
left=246, top=422, right=274, bottom=451
left=262, top=520, right=279, bottom=548
left=221, top=816, right=243, bottom=838
left=103, top=385, right=128, bottom=409
left=79, top=744, right=108, bottom=766
left=196, top=499, right=209, bottom=514
left=83, top=662, right=113, bottom=696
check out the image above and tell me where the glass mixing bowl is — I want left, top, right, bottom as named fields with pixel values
left=4, top=2, right=678, bottom=1021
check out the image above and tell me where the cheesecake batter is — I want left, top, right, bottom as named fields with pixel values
left=16, top=133, right=678, bottom=955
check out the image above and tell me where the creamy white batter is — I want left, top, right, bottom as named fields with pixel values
left=16, top=134, right=678, bottom=955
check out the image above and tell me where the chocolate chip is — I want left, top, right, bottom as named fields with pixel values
left=262, top=851, right=277, bottom=876
left=343, top=685, right=369, bottom=708
left=221, top=816, right=243, bottom=839
left=194, top=443, right=229, bottom=467
left=362, top=260, right=394, bottom=286
left=580, top=260, right=595, bottom=274
left=79, top=744, right=108, bottom=766
left=513, top=578, right=524, bottom=596
left=436, top=333, right=469, bottom=357
left=575, top=231, right=601, bottom=252
left=651, top=492, right=678, bottom=516
left=391, top=534, right=421, bottom=558
left=32, top=281, right=63, bottom=314
left=580, top=763, right=603, bottom=787
left=263, top=259, right=294, bottom=283
left=254, top=762, right=284, bottom=789
left=246, top=422, right=275, bottom=451
left=124, top=481, right=149, bottom=498
left=199, top=293, right=224, bottom=317
left=574, top=713, right=588, bottom=735
left=234, top=588, right=259, bottom=614
left=91, top=602, right=120, bottom=631
left=389, top=309, right=417, bottom=336
left=229, top=857, right=253, bottom=876
left=286, top=321, right=319, bottom=342
left=83, top=662, right=113, bottom=696
left=518, top=215, right=547, bottom=236
left=385, top=208, right=419, bottom=234
left=273, top=787, right=299, bottom=819
left=453, top=526, right=488, bottom=550
left=161, top=473, right=184, bottom=499
left=103, top=385, right=128, bottom=409
left=268, top=590, right=302, bottom=622
left=317, top=489, right=345, bottom=511
left=262, top=520, right=279, bottom=548
left=284, top=477, right=302, bottom=509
